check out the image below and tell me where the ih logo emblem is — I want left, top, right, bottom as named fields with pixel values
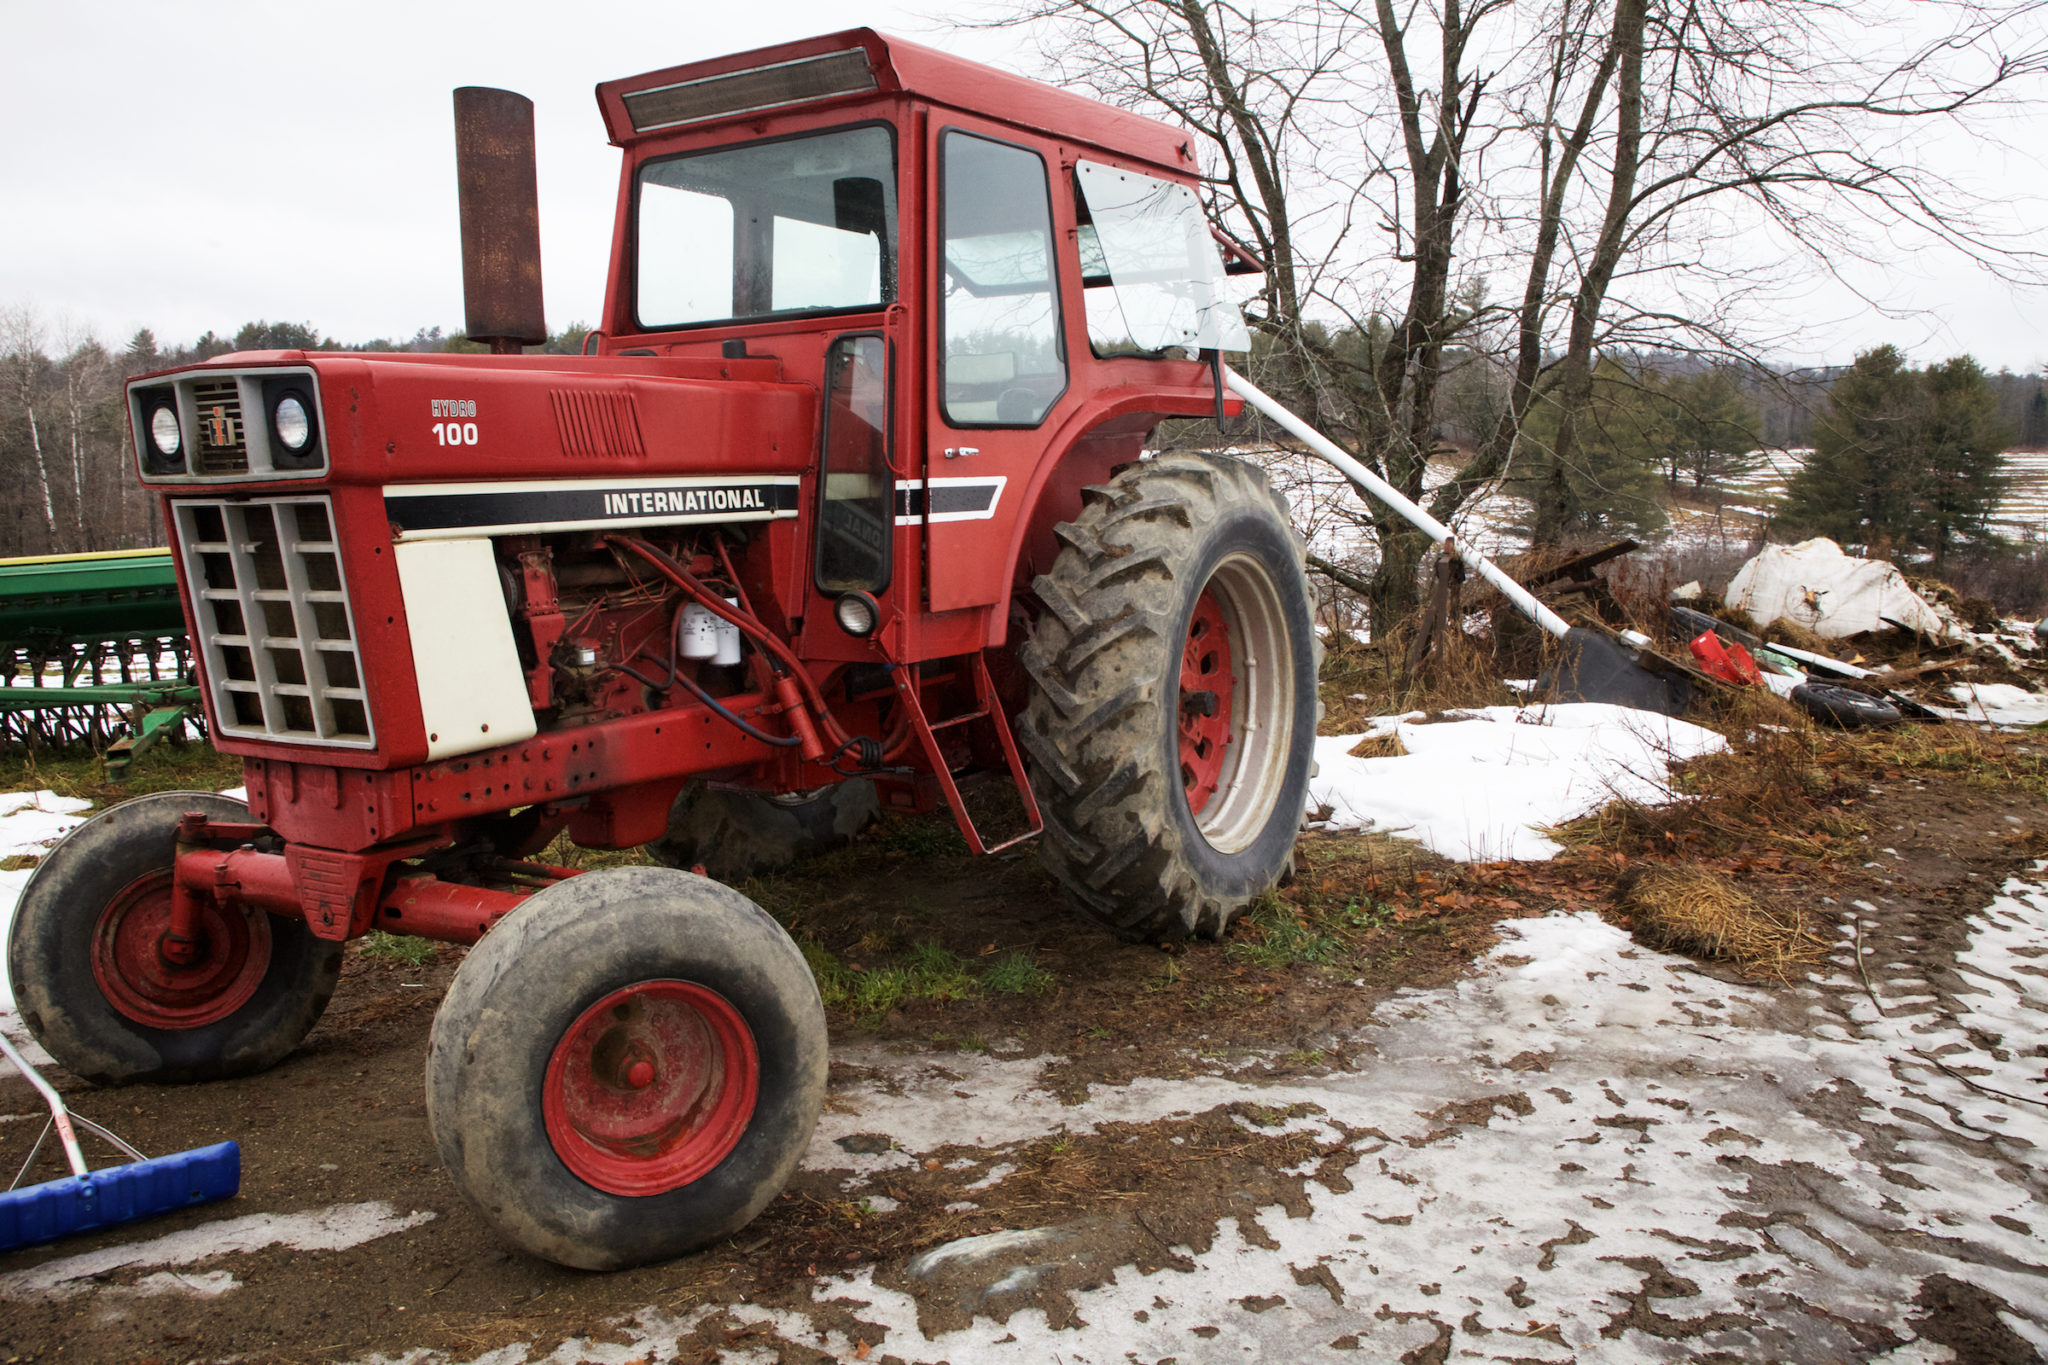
left=206, top=404, right=236, bottom=447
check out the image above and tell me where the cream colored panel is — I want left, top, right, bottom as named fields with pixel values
left=393, top=538, right=537, bottom=760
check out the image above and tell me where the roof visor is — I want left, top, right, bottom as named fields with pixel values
left=623, top=49, right=878, bottom=134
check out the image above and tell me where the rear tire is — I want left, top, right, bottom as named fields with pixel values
left=1792, top=682, right=1903, bottom=730
left=6, top=790, right=341, bottom=1085
left=1019, top=453, right=1320, bottom=941
left=426, top=866, right=827, bottom=1270
left=644, top=779, right=880, bottom=880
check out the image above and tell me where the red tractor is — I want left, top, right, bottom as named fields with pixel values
left=7, top=30, right=1319, bottom=1269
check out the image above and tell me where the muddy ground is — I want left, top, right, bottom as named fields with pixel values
left=2, top=744, right=2046, bottom=1363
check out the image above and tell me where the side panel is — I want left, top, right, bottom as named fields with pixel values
left=393, top=538, right=537, bottom=760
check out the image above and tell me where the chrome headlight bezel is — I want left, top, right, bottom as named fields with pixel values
left=833, top=589, right=881, bottom=638
left=135, top=386, right=185, bottom=475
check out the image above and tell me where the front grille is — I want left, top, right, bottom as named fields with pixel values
left=173, top=496, right=374, bottom=747
left=191, top=379, right=248, bottom=474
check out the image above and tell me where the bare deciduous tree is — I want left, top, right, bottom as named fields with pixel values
left=983, top=0, right=2048, bottom=627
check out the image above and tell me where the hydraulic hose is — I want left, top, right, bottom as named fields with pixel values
left=605, top=536, right=859, bottom=750
left=611, top=601, right=802, bottom=749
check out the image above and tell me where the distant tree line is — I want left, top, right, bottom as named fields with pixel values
left=0, top=308, right=589, bottom=560
left=0, top=301, right=2037, bottom=568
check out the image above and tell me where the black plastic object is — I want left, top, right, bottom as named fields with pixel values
left=1539, top=627, right=1695, bottom=717
left=1792, top=682, right=1903, bottom=729
left=1669, top=604, right=1763, bottom=653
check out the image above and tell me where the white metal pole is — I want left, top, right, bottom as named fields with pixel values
left=1224, top=366, right=1575, bottom=642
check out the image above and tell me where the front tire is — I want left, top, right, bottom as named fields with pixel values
left=426, top=867, right=827, bottom=1270
left=6, top=790, right=342, bottom=1085
left=1019, top=453, right=1320, bottom=941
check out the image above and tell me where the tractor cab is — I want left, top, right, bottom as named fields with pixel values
left=586, top=29, right=1250, bottom=661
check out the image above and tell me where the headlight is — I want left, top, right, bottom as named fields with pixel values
left=274, top=395, right=311, bottom=451
left=149, top=405, right=181, bottom=457
left=263, top=377, right=322, bottom=468
left=833, top=590, right=880, bottom=638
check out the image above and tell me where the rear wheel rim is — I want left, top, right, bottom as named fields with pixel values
left=90, top=871, right=270, bottom=1029
left=543, top=980, right=759, bottom=1196
left=1183, top=554, right=1298, bottom=854
left=1179, top=588, right=1237, bottom=814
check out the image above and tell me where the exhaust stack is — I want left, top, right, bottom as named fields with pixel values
left=453, top=87, right=546, bottom=354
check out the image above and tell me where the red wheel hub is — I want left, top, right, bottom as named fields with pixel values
left=543, top=980, right=758, bottom=1197
left=1179, top=588, right=1237, bottom=814
left=90, top=872, right=270, bottom=1029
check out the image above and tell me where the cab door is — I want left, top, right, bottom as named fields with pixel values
left=922, top=122, right=1071, bottom=613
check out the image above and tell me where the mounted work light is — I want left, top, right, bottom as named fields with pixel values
left=833, top=590, right=880, bottom=638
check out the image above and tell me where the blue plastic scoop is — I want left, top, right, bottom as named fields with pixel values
left=0, top=1031, right=239, bottom=1252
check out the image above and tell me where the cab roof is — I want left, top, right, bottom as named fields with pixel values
left=595, top=28, right=1194, bottom=177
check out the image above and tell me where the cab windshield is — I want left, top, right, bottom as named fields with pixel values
left=635, top=126, right=897, bottom=329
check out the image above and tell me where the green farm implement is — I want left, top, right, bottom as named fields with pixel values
left=0, top=548, right=199, bottom=771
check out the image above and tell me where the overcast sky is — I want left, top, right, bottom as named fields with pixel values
left=4, top=1, right=2043, bottom=371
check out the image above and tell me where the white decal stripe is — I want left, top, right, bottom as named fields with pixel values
left=392, top=510, right=794, bottom=543
left=394, top=474, right=800, bottom=498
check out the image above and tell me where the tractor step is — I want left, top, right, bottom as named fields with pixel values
left=892, top=654, right=1042, bottom=855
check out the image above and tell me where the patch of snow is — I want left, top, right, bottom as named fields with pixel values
left=1939, top=682, right=2048, bottom=728
left=0, top=793, right=92, bottom=1047
left=0, top=1202, right=435, bottom=1301
left=905, top=1226, right=1069, bottom=1278
left=0, top=791, right=91, bottom=859
left=1305, top=703, right=1728, bottom=860
left=110, top=1269, right=241, bottom=1300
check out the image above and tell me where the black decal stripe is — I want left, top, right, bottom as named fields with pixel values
left=386, top=482, right=798, bottom=533
left=894, top=487, right=925, bottom=519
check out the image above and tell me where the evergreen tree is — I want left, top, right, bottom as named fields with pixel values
left=124, top=328, right=159, bottom=373
left=1660, top=366, right=1761, bottom=490
left=1918, top=355, right=2010, bottom=567
left=2024, top=386, right=2048, bottom=448
left=1512, top=358, right=1669, bottom=540
left=1779, top=345, right=2011, bottom=560
left=233, top=320, right=325, bottom=352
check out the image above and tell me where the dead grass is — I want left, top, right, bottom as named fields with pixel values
left=1557, top=689, right=1867, bottom=859
left=1317, top=631, right=1517, bottom=734
left=1617, top=864, right=1826, bottom=982
left=0, top=740, right=244, bottom=810
left=1346, top=731, right=1408, bottom=759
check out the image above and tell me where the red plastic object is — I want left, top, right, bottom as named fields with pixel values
left=542, top=980, right=758, bottom=1196
left=1689, top=630, right=1763, bottom=687
left=1179, top=589, right=1236, bottom=814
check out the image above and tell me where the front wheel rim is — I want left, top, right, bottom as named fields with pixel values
left=1182, top=553, right=1298, bottom=855
left=543, top=980, right=759, bottom=1196
left=91, top=871, right=270, bottom=1029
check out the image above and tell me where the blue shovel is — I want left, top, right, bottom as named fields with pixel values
left=0, top=1032, right=239, bottom=1252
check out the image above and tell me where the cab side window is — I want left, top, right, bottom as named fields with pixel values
left=815, top=334, right=892, bottom=593
left=939, top=132, right=1066, bottom=427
